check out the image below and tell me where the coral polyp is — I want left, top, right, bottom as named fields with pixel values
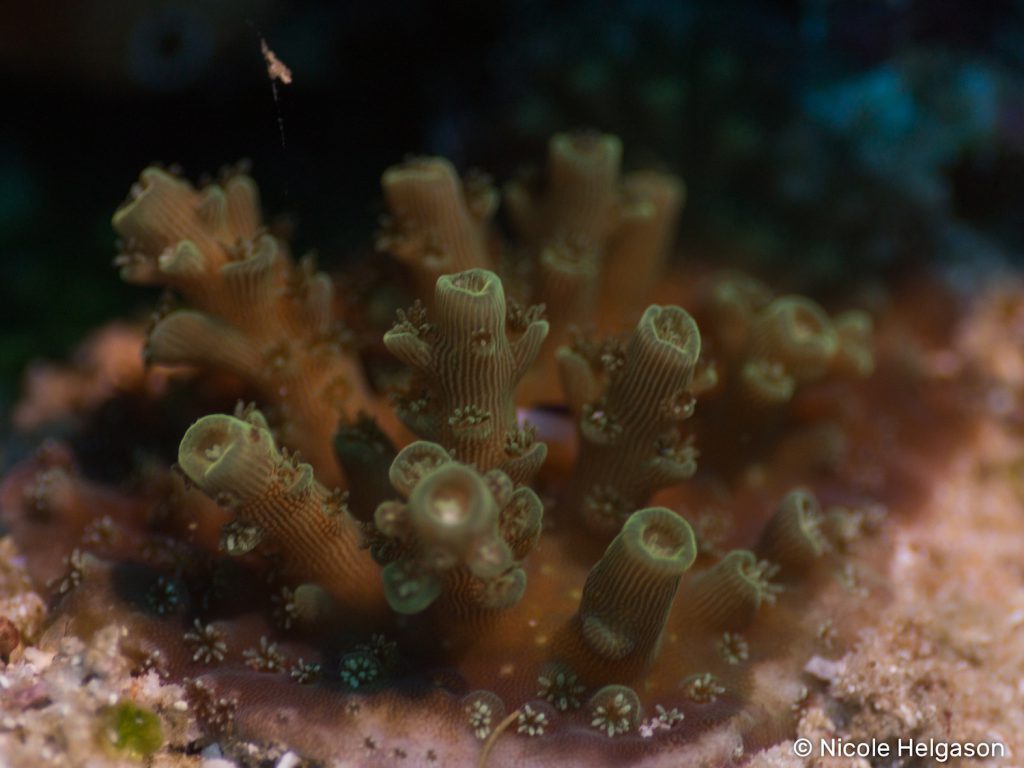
left=5, top=127, right=1013, bottom=768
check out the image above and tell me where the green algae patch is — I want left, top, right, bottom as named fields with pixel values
left=100, top=701, right=163, bottom=758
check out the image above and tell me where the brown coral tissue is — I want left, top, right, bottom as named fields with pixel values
left=4, top=129, right=1024, bottom=768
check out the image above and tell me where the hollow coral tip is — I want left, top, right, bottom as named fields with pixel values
left=373, top=441, right=542, bottom=617
left=177, top=408, right=381, bottom=613
left=178, top=411, right=277, bottom=502
left=751, top=296, right=838, bottom=381
left=575, top=507, right=697, bottom=674
left=409, top=465, right=500, bottom=567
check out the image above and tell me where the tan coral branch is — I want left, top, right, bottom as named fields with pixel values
left=177, top=407, right=382, bottom=615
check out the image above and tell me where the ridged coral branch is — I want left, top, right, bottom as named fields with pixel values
left=114, top=167, right=371, bottom=485
left=684, top=550, right=781, bottom=631
left=372, top=442, right=542, bottom=617
left=702, top=272, right=873, bottom=407
left=560, top=305, right=702, bottom=535
left=384, top=268, right=549, bottom=483
left=598, top=172, right=685, bottom=330
left=756, top=488, right=827, bottom=574
left=377, top=159, right=497, bottom=302
left=505, top=133, right=684, bottom=402
left=574, top=507, right=697, bottom=674
left=113, top=167, right=260, bottom=289
left=176, top=406, right=381, bottom=614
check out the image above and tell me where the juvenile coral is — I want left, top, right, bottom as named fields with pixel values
left=8, top=130, right=980, bottom=768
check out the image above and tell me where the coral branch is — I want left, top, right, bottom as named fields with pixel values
left=385, top=269, right=549, bottom=483
left=505, top=133, right=684, bottom=403
left=505, top=132, right=623, bottom=245
left=114, top=167, right=372, bottom=485
left=372, top=442, right=542, bottom=617
left=684, top=550, right=781, bottom=631
left=378, top=159, right=497, bottom=302
left=177, top=406, right=381, bottom=614
left=756, top=488, right=827, bottom=574
left=574, top=507, right=697, bottom=674
left=598, top=172, right=685, bottom=329
left=560, top=305, right=702, bottom=535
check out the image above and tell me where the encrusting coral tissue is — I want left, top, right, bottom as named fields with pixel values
left=3, top=129, right=1022, bottom=768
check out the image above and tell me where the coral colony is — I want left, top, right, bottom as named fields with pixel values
left=0, top=132, right=983, bottom=766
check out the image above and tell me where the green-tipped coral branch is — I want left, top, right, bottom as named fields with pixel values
left=373, top=441, right=542, bottom=616
left=574, top=507, right=697, bottom=674
left=385, top=268, right=549, bottom=483
left=685, top=549, right=782, bottom=631
left=560, top=305, right=702, bottom=535
left=177, top=405, right=381, bottom=613
left=756, top=488, right=827, bottom=574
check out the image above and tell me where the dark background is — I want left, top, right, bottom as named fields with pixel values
left=2, top=0, right=1023, bottom=409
